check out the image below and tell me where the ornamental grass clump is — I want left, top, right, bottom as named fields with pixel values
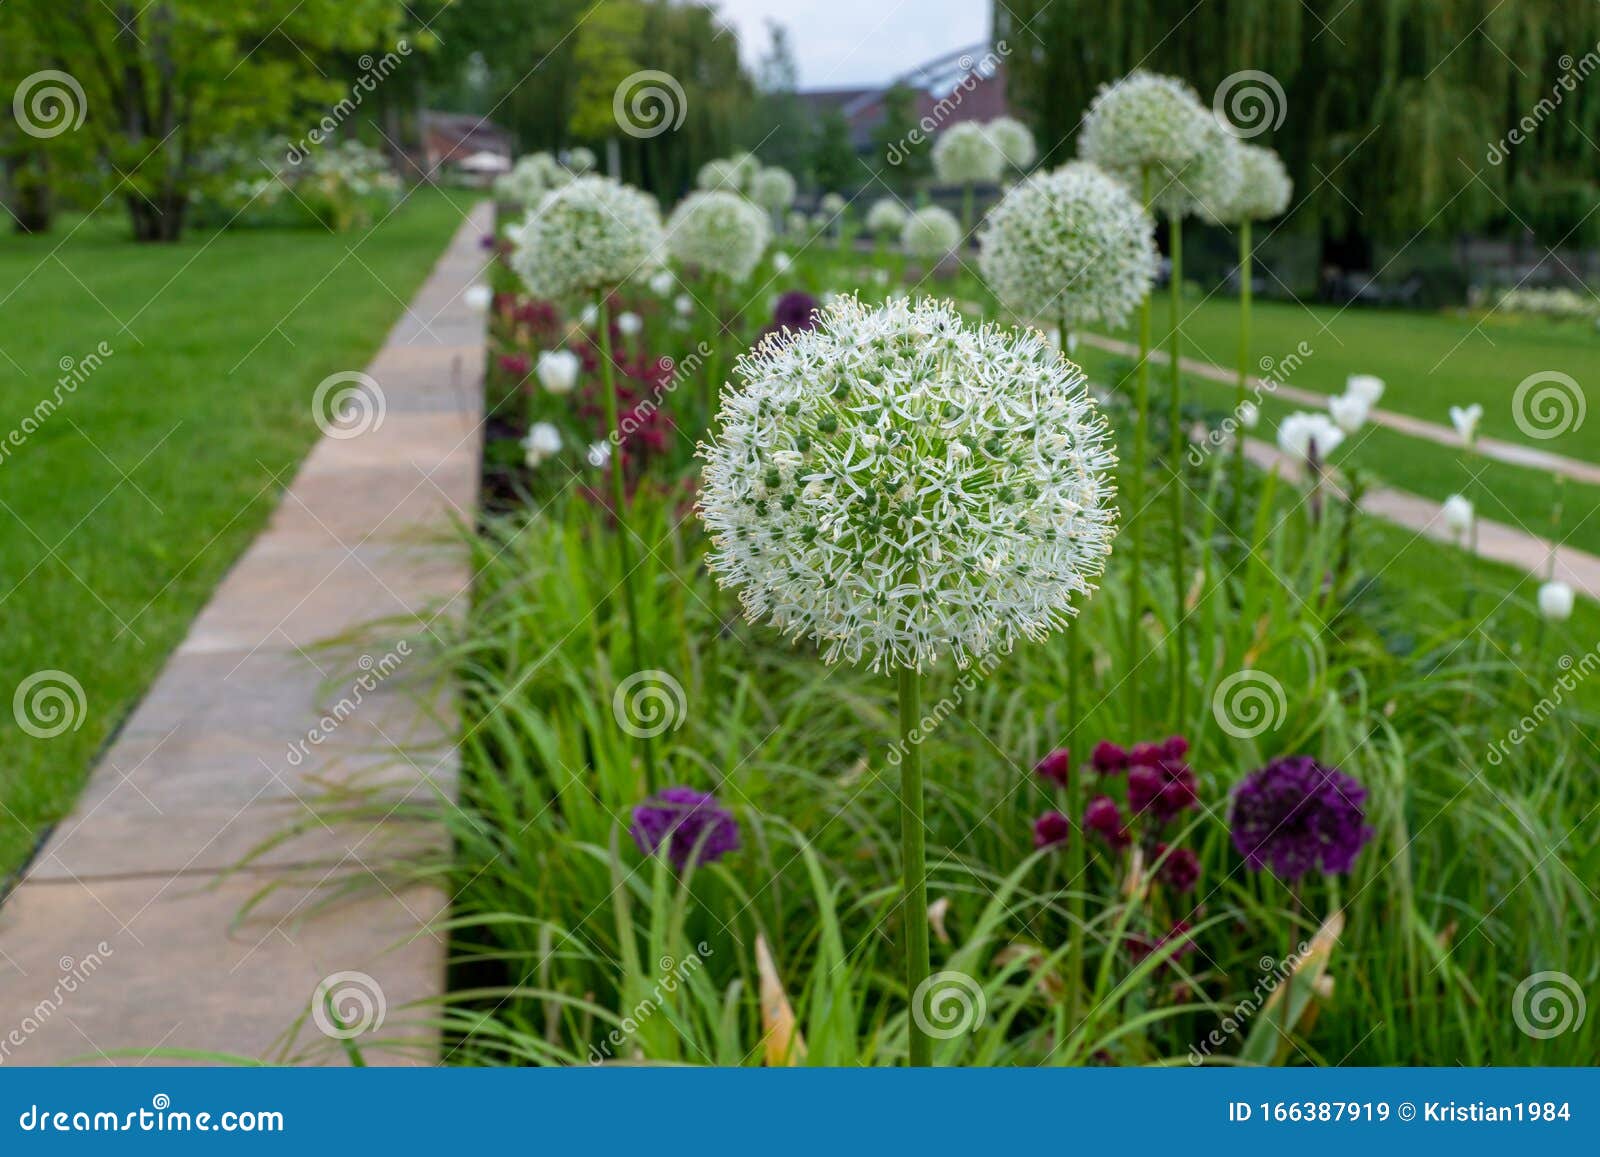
left=697, top=295, right=1117, bottom=1064
left=510, top=175, right=666, bottom=782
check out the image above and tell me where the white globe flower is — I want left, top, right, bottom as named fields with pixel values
left=1278, top=411, right=1344, bottom=460
left=1328, top=393, right=1370, bottom=433
left=537, top=349, right=581, bottom=394
left=1449, top=403, right=1483, bottom=444
left=750, top=166, right=797, bottom=213
left=587, top=440, right=613, bottom=469
left=727, top=151, right=759, bottom=188
left=1078, top=71, right=1207, bottom=194
left=1441, top=494, right=1474, bottom=538
left=977, top=161, right=1158, bottom=331
left=649, top=269, right=675, bottom=296
left=1238, top=400, right=1260, bottom=430
left=617, top=311, right=642, bottom=336
left=932, top=122, right=1004, bottom=186
left=666, top=191, right=772, bottom=283
left=1538, top=579, right=1575, bottom=622
left=565, top=147, right=596, bottom=174
left=522, top=421, right=563, bottom=467
left=1207, top=143, right=1293, bottom=224
left=463, top=284, right=493, bottom=311
left=866, top=199, right=909, bottom=237
left=901, top=206, right=962, bottom=259
left=696, top=157, right=745, bottom=193
left=1345, top=374, right=1385, bottom=405
left=785, top=210, right=808, bottom=235
left=509, top=176, right=665, bottom=300
left=580, top=303, right=599, bottom=327
left=1150, top=113, right=1244, bottom=220
left=986, top=117, right=1037, bottom=170
left=674, top=293, right=694, bottom=317
left=819, top=191, right=847, bottom=215
left=494, top=151, right=573, bottom=207
left=697, top=295, right=1118, bottom=672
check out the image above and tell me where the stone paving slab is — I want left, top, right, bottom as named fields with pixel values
left=1083, top=333, right=1600, bottom=487
left=0, top=201, right=492, bottom=1065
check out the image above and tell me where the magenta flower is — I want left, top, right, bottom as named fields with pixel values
left=1229, top=756, right=1372, bottom=881
left=631, top=786, right=740, bottom=870
left=1034, top=748, right=1071, bottom=786
left=1033, top=810, right=1071, bottom=849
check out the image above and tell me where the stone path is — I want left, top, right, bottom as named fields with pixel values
left=0, top=203, right=491, bottom=1065
left=1081, top=333, right=1600, bottom=487
left=1241, top=439, right=1600, bottom=599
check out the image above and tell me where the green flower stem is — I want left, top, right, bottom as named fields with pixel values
left=1128, top=166, right=1153, bottom=734
left=1233, top=218, right=1252, bottom=521
left=898, top=665, right=932, bottom=1067
left=597, top=292, right=655, bottom=790
left=1167, top=208, right=1187, bottom=727
left=961, top=183, right=974, bottom=242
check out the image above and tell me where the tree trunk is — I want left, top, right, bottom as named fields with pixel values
left=127, top=191, right=187, bottom=242
left=4, top=155, right=53, bottom=233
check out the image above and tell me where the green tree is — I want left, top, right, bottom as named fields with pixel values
left=752, top=23, right=810, bottom=177
left=810, top=107, right=856, bottom=194
left=873, top=83, right=929, bottom=196
left=6, top=0, right=419, bottom=241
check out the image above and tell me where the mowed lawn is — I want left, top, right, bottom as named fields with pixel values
left=0, top=186, right=475, bottom=879
left=1084, top=294, right=1600, bottom=556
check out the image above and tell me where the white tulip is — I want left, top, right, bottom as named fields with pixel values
left=617, top=311, right=642, bottom=337
left=521, top=422, right=563, bottom=467
left=1538, top=579, right=1575, bottom=622
left=536, top=349, right=581, bottom=395
left=1328, top=392, right=1370, bottom=433
left=1449, top=403, right=1483, bottom=444
left=1344, top=374, right=1385, bottom=405
left=463, top=284, right=493, bottom=311
left=1441, top=494, right=1474, bottom=538
left=1277, top=411, right=1344, bottom=460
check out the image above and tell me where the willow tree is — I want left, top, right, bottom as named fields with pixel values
left=997, top=0, right=1600, bottom=260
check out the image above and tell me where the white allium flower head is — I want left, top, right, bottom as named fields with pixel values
left=1207, top=143, right=1293, bottom=224
left=649, top=269, right=676, bottom=296
left=933, top=121, right=1005, bottom=186
left=617, top=311, right=642, bottom=336
left=1449, top=403, right=1483, bottom=444
left=1328, top=392, right=1370, bottom=433
left=978, top=161, right=1158, bottom=330
left=1150, top=113, right=1244, bottom=220
left=866, top=199, right=909, bottom=236
left=463, top=284, right=493, bottom=311
left=1538, top=579, right=1575, bottom=622
left=1441, top=494, right=1474, bottom=537
left=522, top=421, right=563, bottom=467
left=494, top=152, right=573, bottom=207
left=1278, top=411, right=1344, bottom=459
left=697, top=158, right=742, bottom=193
left=986, top=117, right=1038, bottom=170
left=1238, top=400, right=1260, bottom=430
left=564, top=146, right=596, bottom=174
left=772, top=251, right=792, bottom=273
left=537, top=349, right=581, bottom=394
left=1345, top=374, right=1385, bottom=405
left=785, top=210, right=808, bottom=235
left=750, top=166, right=797, bottom=212
left=696, top=295, right=1118, bottom=672
left=819, top=191, right=847, bottom=215
left=666, top=190, right=772, bottom=283
left=587, top=440, right=613, bottom=468
left=728, top=151, right=759, bottom=187
left=509, top=176, right=664, bottom=300
left=901, top=206, right=962, bottom=259
left=1078, top=71, right=1207, bottom=189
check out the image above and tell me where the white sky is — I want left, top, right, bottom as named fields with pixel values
left=713, top=0, right=992, bottom=89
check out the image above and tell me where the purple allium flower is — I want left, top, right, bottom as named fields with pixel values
left=1156, top=844, right=1200, bottom=892
left=630, top=786, right=740, bottom=870
left=772, top=290, right=819, bottom=332
left=1160, top=735, right=1189, bottom=760
left=1091, top=740, right=1129, bottom=774
left=1033, top=810, right=1071, bottom=849
left=1128, top=920, right=1195, bottom=964
left=1034, top=748, right=1071, bottom=786
left=1229, top=756, right=1373, bottom=880
left=1127, top=755, right=1198, bottom=823
left=1084, top=794, right=1129, bottom=848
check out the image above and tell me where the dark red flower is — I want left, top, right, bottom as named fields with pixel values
left=1033, top=810, right=1071, bottom=849
left=1156, top=844, right=1200, bottom=892
left=1084, top=794, right=1130, bottom=848
left=1034, top=748, right=1071, bottom=786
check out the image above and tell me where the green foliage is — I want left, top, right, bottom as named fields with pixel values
left=873, top=84, right=931, bottom=194
left=810, top=107, right=857, bottom=194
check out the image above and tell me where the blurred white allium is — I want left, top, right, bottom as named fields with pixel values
left=1345, top=374, right=1385, bottom=405
left=977, top=161, right=1158, bottom=330
left=580, top=303, right=599, bottom=327
left=666, top=190, right=772, bottom=283
left=1538, top=579, right=1575, bottom=622
left=819, top=191, right=847, bottom=216
left=1441, top=494, right=1474, bottom=538
left=564, top=147, right=596, bottom=174
left=1149, top=113, right=1244, bottom=220
left=587, top=441, right=613, bottom=469
left=522, top=422, right=563, bottom=467
left=1449, top=403, right=1483, bottom=444
left=617, top=311, right=642, bottom=336
left=1328, top=392, right=1370, bottom=433
left=1207, top=143, right=1293, bottom=224
left=494, top=152, right=573, bottom=207
left=537, top=349, right=581, bottom=394
left=649, top=269, right=675, bottom=296
left=933, top=122, right=1005, bottom=186
left=866, top=199, right=909, bottom=237
left=674, top=293, right=693, bottom=317
left=785, top=210, right=808, bottom=235
left=509, top=176, right=664, bottom=300
left=1238, top=400, right=1260, bottom=430
left=696, top=295, right=1118, bottom=672
left=901, top=206, right=962, bottom=259
left=697, top=157, right=746, bottom=194
left=463, top=284, right=493, bottom=311
left=986, top=117, right=1037, bottom=170
left=750, top=166, right=797, bottom=213
left=1078, top=71, right=1206, bottom=189
left=1278, top=411, right=1344, bottom=460
left=772, top=251, right=792, bottom=274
